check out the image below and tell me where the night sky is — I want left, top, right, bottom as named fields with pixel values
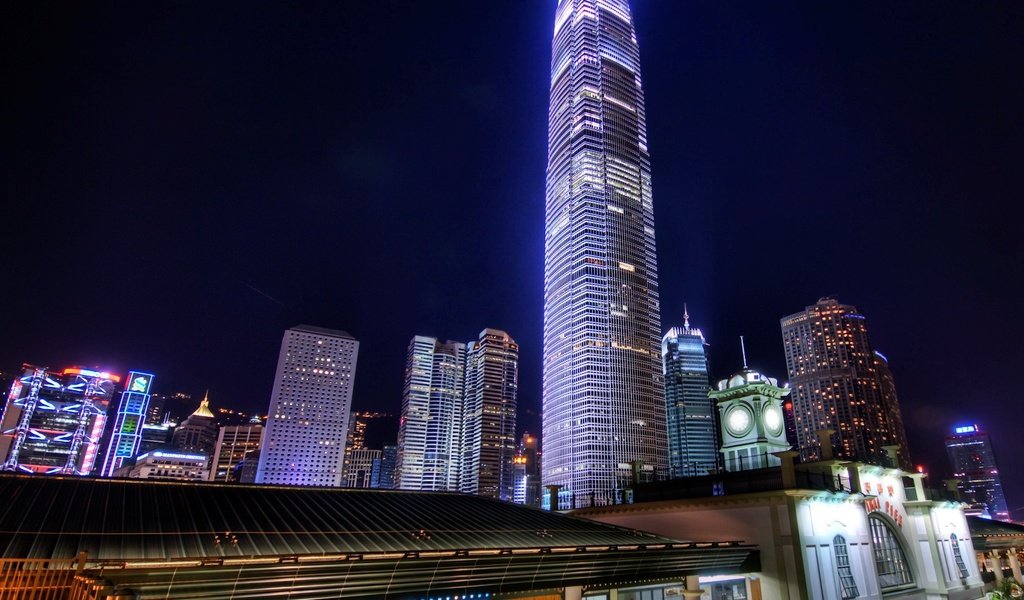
left=3, top=2, right=1022, bottom=514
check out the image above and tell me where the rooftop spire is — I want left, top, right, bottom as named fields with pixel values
left=683, top=303, right=690, bottom=329
left=740, top=336, right=748, bottom=369
left=191, top=390, right=215, bottom=419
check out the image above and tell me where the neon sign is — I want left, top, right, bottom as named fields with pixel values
left=953, top=425, right=977, bottom=434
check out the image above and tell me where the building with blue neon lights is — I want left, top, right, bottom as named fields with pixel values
left=542, top=0, right=667, bottom=509
left=945, top=424, right=1010, bottom=521
left=99, top=371, right=155, bottom=477
left=0, top=365, right=119, bottom=475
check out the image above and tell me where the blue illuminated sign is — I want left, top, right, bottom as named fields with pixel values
left=954, top=425, right=977, bottom=434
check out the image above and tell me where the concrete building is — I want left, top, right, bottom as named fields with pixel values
left=209, top=417, right=263, bottom=482
left=170, top=392, right=217, bottom=455
left=127, top=449, right=209, bottom=481
left=256, top=325, right=359, bottom=487
left=342, top=447, right=381, bottom=488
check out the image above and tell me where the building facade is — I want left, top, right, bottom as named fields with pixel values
left=662, top=310, right=718, bottom=478
left=396, top=329, right=519, bottom=500
left=209, top=418, right=264, bottom=482
left=461, top=329, right=519, bottom=500
left=342, top=448, right=381, bottom=488
left=542, top=0, right=667, bottom=510
left=99, top=371, right=155, bottom=477
left=513, top=432, right=542, bottom=507
left=396, top=336, right=466, bottom=492
left=0, top=365, right=118, bottom=475
left=170, top=392, right=217, bottom=455
left=127, top=449, right=209, bottom=481
left=945, top=424, right=1010, bottom=521
left=781, top=297, right=912, bottom=469
left=256, top=325, right=359, bottom=487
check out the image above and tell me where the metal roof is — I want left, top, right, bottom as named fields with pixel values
left=967, top=515, right=1024, bottom=551
left=0, top=474, right=734, bottom=560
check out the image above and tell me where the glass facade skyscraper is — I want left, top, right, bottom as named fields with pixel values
left=662, top=311, right=718, bottom=478
left=542, top=0, right=666, bottom=508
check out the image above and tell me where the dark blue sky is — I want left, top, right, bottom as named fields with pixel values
left=3, top=2, right=1022, bottom=513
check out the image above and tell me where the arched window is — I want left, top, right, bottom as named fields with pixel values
left=869, top=515, right=915, bottom=591
left=834, top=535, right=860, bottom=599
left=950, top=533, right=969, bottom=579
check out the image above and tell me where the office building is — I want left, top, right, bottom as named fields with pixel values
left=170, top=392, right=217, bottom=455
left=342, top=448, right=381, bottom=488
left=99, top=371, right=155, bottom=477
left=542, top=0, right=667, bottom=509
left=662, top=309, right=718, bottom=478
left=210, top=417, right=264, bottom=482
left=781, top=297, right=912, bottom=469
left=0, top=365, right=119, bottom=475
left=461, top=329, right=519, bottom=500
left=378, top=444, right=398, bottom=489
left=946, top=424, right=1010, bottom=521
left=127, top=449, right=209, bottom=481
left=396, top=336, right=466, bottom=492
left=512, top=432, right=542, bottom=507
left=256, top=325, right=359, bottom=487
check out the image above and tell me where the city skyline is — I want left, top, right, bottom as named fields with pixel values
left=2, top=2, right=1021, bottom=509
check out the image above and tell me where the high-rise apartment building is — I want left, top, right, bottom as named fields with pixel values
left=542, top=0, right=666, bottom=509
left=662, top=311, right=718, bottom=478
left=100, top=371, right=155, bottom=477
left=396, top=329, right=518, bottom=499
left=396, top=336, right=466, bottom=492
left=209, top=417, right=263, bottom=482
left=256, top=325, right=359, bottom=487
left=780, top=298, right=912, bottom=469
left=945, top=424, right=1010, bottom=521
left=0, top=366, right=119, bottom=475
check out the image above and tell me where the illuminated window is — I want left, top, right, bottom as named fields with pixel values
left=869, top=515, right=914, bottom=591
left=834, top=535, right=859, bottom=598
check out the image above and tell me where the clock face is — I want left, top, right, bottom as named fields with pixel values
left=727, top=407, right=752, bottom=435
left=764, top=404, right=783, bottom=435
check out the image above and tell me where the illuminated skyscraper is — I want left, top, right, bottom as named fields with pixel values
left=0, top=365, right=119, bottom=475
left=461, top=329, right=518, bottom=501
left=945, top=424, right=1010, bottom=521
left=171, top=392, right=217, bottom=455
left=100, top=371, right=155, bottom=477
left=542, top=0, right=666, bottom=507
left=396, top=329, right=518, bottom=500
left=780, top=298, right=912, bottom=469
left=662, top=310, right=718, bottom=478
left=256, top=325, right=359, bottom=487
left=396, top=336, right=466, bottom=492
left=210, top=417, right=263, bottom=482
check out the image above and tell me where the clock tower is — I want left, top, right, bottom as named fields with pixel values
left=710, top=365, right=791, bottom=472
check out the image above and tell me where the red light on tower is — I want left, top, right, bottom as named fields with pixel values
left=916, top=465, right=925, bottom=474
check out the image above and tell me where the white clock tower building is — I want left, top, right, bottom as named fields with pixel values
left=710, top=363, right=791, bottom=472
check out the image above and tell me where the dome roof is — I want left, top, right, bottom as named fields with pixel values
left=717, top=368, right=779, bottom=391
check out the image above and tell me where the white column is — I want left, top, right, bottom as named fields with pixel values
left=564, top=585, right=583, bottom=600
left=1010, top=548, right=1022, bottom=582
left=991, top=553, right=1004, bottom=582
left=682, top=575, right=703, bottom=600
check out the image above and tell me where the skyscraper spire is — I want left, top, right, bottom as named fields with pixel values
left=683, top=303, right=690, bottom=329
left=542, top=0, right=666, bottom=508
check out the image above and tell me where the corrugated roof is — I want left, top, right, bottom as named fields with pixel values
left=0, top=475, right=702, bottom=561
left=968, top=515, right=1024, bottom=551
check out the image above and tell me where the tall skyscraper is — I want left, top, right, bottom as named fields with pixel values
left=780, top=297, right=912, bottom=469
left=396, top=336, right=466, bottom=492
left=396, top=329, right=518, bottom=500
left=662, top=310, right=718, bottom=478
left=0, top=366, right=119, bottom=475
left=542, top=0, right=666, bottom=508
left=945, top=424, right=1010, bottom=521
left=256, top=325, right=359, bottom=487
left=513, top=432, right=542, bottom=507
left=100, top=371, right=155, bottom=477
left=461, top=329, right=519, bottom=501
